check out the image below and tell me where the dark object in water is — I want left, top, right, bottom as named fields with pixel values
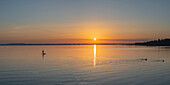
left=160, top=60, right=165, bottom=62
left=153, top=60, right=165, bottom=62
left=157, top=60, right=164, bottom=62
left=141, top=58, right=147, bottom=61
left=42, top=50, right=46, bottom=56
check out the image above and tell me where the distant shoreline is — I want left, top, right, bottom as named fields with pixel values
left=0, top=38, right=169, bottom=46
left=133, top=38, right=170, bottom=46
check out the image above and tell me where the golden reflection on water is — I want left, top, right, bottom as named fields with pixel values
left=94, top=44, right=96, bottom=67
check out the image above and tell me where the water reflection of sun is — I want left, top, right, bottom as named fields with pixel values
left=94, top=44, right=96, bottom=67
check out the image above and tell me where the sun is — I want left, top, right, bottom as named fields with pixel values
left=94, top=38, right=96, bottom=41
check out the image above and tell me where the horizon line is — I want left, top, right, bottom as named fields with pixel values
left=0, top=43, right=131, bottom=46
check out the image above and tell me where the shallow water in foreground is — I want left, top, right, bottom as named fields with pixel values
left=0, top=45, right=170, bottom=85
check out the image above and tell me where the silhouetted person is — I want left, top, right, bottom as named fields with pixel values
left=42, top=50, right=46, bottom=56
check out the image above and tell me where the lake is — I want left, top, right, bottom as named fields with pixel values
left=0, top=45, right=170, bottom=85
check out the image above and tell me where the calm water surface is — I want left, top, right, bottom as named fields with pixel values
left=0, top=45, right=170, bottom=85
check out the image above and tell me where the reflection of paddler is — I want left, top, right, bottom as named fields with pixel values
left=42, top=50, right=46, bottom=55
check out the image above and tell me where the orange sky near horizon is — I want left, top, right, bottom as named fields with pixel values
left=0, top=0, right=170, bottom=43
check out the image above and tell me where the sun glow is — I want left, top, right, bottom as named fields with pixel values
left=94, top=38, right=96, bottom=41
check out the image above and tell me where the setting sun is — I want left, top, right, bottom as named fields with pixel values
left=94, top=38, right=96, bottom=41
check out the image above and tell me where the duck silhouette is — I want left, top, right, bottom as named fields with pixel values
left=153, top=60, right=165, bottom=62
left=141, top=58, right=147, bottom=61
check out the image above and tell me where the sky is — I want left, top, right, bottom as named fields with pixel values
left=0, top=0, right=170, bottom=43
